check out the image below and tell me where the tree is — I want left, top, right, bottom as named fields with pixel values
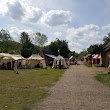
left=48, top=39, right=70, bottom=58
left=33, top=32, right=47, bottom=47
left=0, top=29, right=12, bottom=42
left=20, top=32, right=31, bottom=44
left=0, top=29, right=14, bottom=52
left=87, top=44, right=103, bottom=54
left=20, top=32, right=35, bottom=58
left=103, top=32, right=110, bottom=45
left=78, top=50, right=88, bottom=60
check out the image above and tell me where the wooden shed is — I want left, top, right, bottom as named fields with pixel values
left=101, top=42, right=110, bottom=67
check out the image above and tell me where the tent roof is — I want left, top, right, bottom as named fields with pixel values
left=28, top=54, right=44, bottom=60
left=11, top=54, right=25, bottom=60
left=93, top=54, right=101, bottom=59
left=0, top=53, right=25, bottom=60
left=69, top=56, right=73, bottom=60
left=0, top=53, right=11, bottom=58
left=55, top=55, right=64, bottom=60
left=46, top=54, right=56, bottom=59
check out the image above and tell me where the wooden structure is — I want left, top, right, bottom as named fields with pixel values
left=101, top=42, right=110, bottom=67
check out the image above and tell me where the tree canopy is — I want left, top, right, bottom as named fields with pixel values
left=87, top=44, right=103, bottom=54
left=103, top=32, right=110, bottom=45
left=33, top=32, right=47, bottom=47
left=20, top=32, right=35, bottom=58
left=48, top=39, right=70, bottom=58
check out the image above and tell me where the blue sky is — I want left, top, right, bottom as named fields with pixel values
left=0, top=0, right=110, bottom=53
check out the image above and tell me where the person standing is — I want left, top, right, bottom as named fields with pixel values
left=14, top=60, right=19, bottom=74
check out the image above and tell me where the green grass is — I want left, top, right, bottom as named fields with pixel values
left=0, top=68, right=65, bottom=110
left=95, top=74, right=110, bottom=87
left=84, top=62, right=92, bottom=67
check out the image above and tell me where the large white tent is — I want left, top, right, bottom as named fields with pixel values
left=27, top=54, right=46, bottom=69
left=0, top=53, right=25, bottom=69
left=52, top=55, right=68, bottom=69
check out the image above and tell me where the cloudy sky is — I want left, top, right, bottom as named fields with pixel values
left=0, top=0, right=110, bottom=53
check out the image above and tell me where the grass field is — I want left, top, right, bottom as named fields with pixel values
left=95, top=73, right=110, bottom=87
left=0, top=68, right=65, bottom=110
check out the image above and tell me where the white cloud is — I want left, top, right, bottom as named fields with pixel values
left=54, top=32, right=62, bottom=37
left=6, top=1, right=25, bottom=21
left=9, top=27, right=34, bottom=41
left=66, top=24, right=103, bottom=52
left=0, top=0, right=43, bottom=24
left=102, top=24, right=110, bottom=30
left=23, top=6, right=43, bottom=23
left=41, top=10, right=72, bottom=27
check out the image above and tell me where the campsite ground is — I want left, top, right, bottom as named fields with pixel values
left=37, top=62, right=110, bottom=110
left=0, top=68, right=65, bottom=110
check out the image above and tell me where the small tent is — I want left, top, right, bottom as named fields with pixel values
left=28, top=54, right=46, bottom=69
left=0, top=54, right=25, bottom=69
left=52, top=55, right=67, bottom=69
left=92, top=54, right=101, bottom=64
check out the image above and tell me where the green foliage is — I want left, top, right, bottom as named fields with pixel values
left=84, top=62, right=92, bottom=67
left=20, top=32, right=31, bottom=44
left=87, top=44, right=103, bottom=54
left=78, top=50, right=88, bottom=60
left=95, top=74, right=110, bottom=87
left=33, top=32, right=48, bottom=47
left=0, top=29, right=12, bottom=42
left=103, top=32, right=110, bottom=45
left=0, top=69, right=65, bottom=110
left=48, top=39, right=70, bottom=58
left=0, top=29, right=21, bottom=53
left=20, top=32, right=35, bottom=58
left=21, top=42, right=34, bottom=58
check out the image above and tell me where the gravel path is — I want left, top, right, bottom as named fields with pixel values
left=36, top=62, right=110, bottom=110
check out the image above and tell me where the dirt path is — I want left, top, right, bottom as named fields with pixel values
left=36, top=62, right=110, bottom=110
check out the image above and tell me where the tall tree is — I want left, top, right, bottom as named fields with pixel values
left=49, top=39, right=70, bottom=58
left=0, top=29, right=13, bottom=52
left=33, top=32, right=47, bottom=47
left=20, top=32, right=31, bottom=44
left=87, top=44, right=103, bottom=54
left=103, top=32, right=110, bottom=45
left=0, top=29, right=12, bottom=42
left=20, top=32, right=34, bottom=58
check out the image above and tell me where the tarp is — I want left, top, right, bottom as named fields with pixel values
left=0, top=53, right=11, bottom=58
left=0, top=53, right=25, bottom=60
left=93, top=54, right=101, bottom=59
left=28, top=54, right=46, bottom=68
left=69, top=56, right=73, bottom=60
left=46, top=54, right=56, bottom=59
left=55, top=55, right=64, bottom=60
left=52, top=55, right=67, bottom=69
left=28, top=54, right=44, bottom=60
left=11, top=54, right=25, bottom=60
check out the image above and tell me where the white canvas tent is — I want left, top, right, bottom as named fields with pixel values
left=46, top=54, right=56, bottom=59
left=52, top=55, right=67, bottom=69
left=0, top=53, right=11, bottom=58
left=28, top=54, right=46, bottom=69
left=11, top=54, right=25, bottom=60
left=0, top=53, right=25, bottom=69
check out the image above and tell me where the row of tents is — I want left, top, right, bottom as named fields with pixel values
left=82, top=54, right=101, bottom=64
left=0, top=53, right=69, bottom=70
left=0, top=53, right=46, bottom=69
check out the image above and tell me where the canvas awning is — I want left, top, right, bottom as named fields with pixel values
left=28, top=54, right=44, bottom=60
left=11, top=54, right=25, bottom=60
left=0, top=53, right=11, bottom=58
left=55, top=55, right=64, bottom=60
left=46, top=54, right=56, bottom=59
left=93, top=54, right=101, bottom=59
left=69, top=56, right=73, bottom=60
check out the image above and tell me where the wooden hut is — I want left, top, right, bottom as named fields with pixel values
left=101, top=42, right=110, bottom=67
